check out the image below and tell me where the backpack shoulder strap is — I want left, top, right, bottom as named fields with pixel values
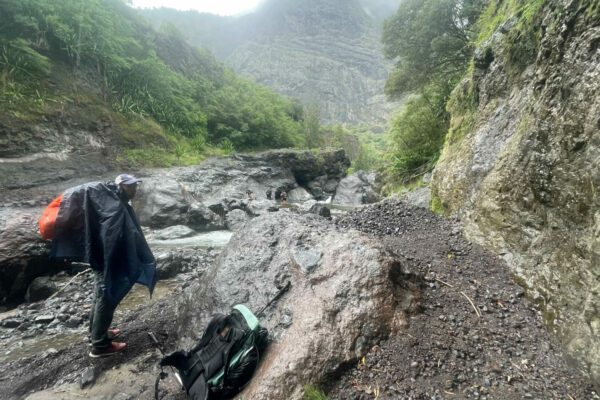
left=233, top=305, right=259, bottom=331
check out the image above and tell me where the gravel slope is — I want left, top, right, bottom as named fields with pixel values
left=329, top=199, right=598, bottom=400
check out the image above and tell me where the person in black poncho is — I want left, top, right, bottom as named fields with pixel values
left=49, top=173, right=156, bottom=358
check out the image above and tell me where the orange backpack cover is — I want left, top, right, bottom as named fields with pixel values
left=39, top=194, right=63, bottom=240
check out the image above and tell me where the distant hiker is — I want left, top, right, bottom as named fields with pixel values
left=266, top=188, right=273, bottom=200
left=280, top=190, right=288, bottom=203
left=39, top=174, right=156, bottom=358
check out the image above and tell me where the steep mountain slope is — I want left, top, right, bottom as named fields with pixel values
left=431, top=0, right=600, bottom=385
left=0, top=0, right=307, bottom=190
left=140, top=0, right=401, bottom=127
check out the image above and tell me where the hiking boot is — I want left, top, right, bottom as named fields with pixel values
left=108, top=327, right=121, bottom=338
left=87, top=328, right=122, bottom=346
left=89, top=341, right=127, bottom=358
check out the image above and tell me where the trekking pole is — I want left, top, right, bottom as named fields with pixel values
left=46, top=269, right=90, bottom=301
left=148, top=332, right=185, bottom=390
left=256, top=281, right=291, bottom=317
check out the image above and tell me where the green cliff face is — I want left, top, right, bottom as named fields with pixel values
left=432, top=0, right=600, bottom=384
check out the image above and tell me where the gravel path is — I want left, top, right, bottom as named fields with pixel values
left=329, top=199, right=597, bottom=399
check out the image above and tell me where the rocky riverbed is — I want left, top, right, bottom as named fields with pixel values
left=0, top=198, right=597, bottom=399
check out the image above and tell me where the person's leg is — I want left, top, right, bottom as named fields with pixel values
left=90, top=269, right=116, bottom=351
left=89, top=270, right=99, bottom=336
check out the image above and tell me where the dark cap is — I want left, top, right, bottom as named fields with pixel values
left=115, top=173, right=142, bottom=186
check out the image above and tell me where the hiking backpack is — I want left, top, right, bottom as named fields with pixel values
left=39, top=194, right=63, bottom=240
left=158, top=305, right=268, bottom=400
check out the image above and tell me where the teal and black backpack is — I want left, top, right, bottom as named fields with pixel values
left=158, top=305, right=268, bottom=400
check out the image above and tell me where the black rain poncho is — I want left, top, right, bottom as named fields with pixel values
left=50, top=181, right=156, bottom=307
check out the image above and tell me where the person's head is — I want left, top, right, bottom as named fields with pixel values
left=115, top=173, right=142, bottom=200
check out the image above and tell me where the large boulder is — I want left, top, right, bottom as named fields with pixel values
left=0, top=208, right=56, bottom=305
left=25, top=276, right=58, bottom=302
left=332, top=171, right=380, bottom=206
left=176, top=211, right=413, bottom=399
left=287, top=187, right=313, bottom=202
left=133, top=179, right=190, bottom=228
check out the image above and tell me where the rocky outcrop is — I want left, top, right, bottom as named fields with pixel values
left=332, top=171, right=380, bottom=206
left=432, top=1, right=600, bottom=383
left=134, top=148, right=350, bottom=229
left=176, top=211, right=413, bottom=399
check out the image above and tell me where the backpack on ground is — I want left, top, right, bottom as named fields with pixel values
left=158, top=304, right=268, bottom=400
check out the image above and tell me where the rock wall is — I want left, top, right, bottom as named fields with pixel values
left=432, top=1, right=600, bottom=383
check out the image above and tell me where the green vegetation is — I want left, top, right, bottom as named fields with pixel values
left=0, top=0, right=311, bottom=166
left=303, top=384, right=328, bottom=400
left=381, top=0, right=553, bottom=187
left=387, top=91, right=448, bottom=179
left=315, top=122, right=385, bottom=172
left=382, top=0, right=485, bottom=184
left=476, top=0, right=545, bottom=79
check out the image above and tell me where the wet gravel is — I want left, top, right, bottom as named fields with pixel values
left=0, top=247, right=218, bottom=400
left=331, top=199, right=598, bottom=400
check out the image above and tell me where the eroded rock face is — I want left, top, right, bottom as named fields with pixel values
left=432, top=1, right=600, bottom=382
left=177, top=211, right=411, bottom=399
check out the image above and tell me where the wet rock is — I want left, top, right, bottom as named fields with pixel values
left=182, top=211, right=408, bottom=399
left=150, top=225, right=196, bottom=241
left=134, top=179, right=189, bottom=228
left=154, top=248, right=215, bottom=280
left=25, top=276, right=58, bottom=302
left=17, top=321, right=32, bottom=331
left=0, top=209, right=58, bottom=305
left=308, top=203, right=331, bottom=218
left=306, top=175, right=342, bottom=201
left=56, top=313, right=69, bottom=322
left=187, top=203, right=224, bottom=231
left=398, top=186, right=431, bottom=209
left=80, top=367, right=97, bottom=389
left=291, top=247, right=322, bottom=274
left=332, top=171, right=379, bottom=206
left=135, top=149, right=349, bottom=229
left=225, top=209, right=249, bottom=231
left=287, top=187, right=313, bottom=202
left=247, top=199, right=278, bottom=216
left=1, top=318, right=22, bottom=328
left=34, top=314, right=55, bottom=324
left=64, top=316, right=82, bottom=328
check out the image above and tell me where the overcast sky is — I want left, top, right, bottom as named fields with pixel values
left=130, top=0, right=263, bottom=16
